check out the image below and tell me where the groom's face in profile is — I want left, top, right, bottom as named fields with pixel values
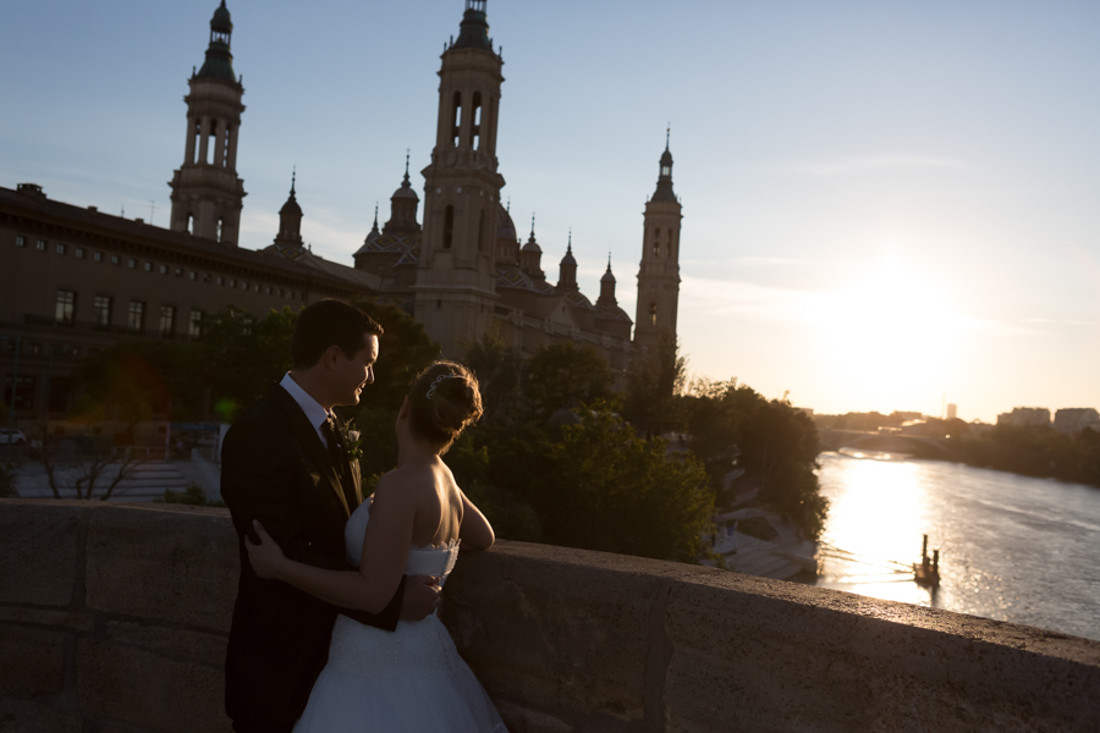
left=331, top=333, right=379, bottom=407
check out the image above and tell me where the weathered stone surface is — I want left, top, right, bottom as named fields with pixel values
left=0, top=502, right=82, bottom=607
left=0, top=696, right=83, bottom=733
left=2, top=499, right=1100, bottom=733
left=76, top=638, right=230, bottom=733
left=446, top=542, right=666, bottom=724
left=85, top=503, right=237, bottom=630
left=0, top=625, right=67, bottom=698
left=104, top=619, right=226, bottom=668
left=0, top=606, right=94, bottom=633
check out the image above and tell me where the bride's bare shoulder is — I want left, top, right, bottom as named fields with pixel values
left=374, top=463, right=439, bottom=499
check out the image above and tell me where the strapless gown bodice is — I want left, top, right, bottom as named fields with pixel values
left=292, top=501, right=506, bottom=732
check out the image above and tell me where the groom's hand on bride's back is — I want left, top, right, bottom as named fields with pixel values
left=401, top=575, right=442, bottom=621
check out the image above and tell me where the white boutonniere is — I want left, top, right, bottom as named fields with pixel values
left=342, top=422, right=363, bottom=462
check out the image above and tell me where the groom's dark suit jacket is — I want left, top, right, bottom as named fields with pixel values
left=221, top=384, right=405, bottom=733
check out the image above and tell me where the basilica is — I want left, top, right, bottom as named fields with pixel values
left=0, top=0, right=681, bottom=418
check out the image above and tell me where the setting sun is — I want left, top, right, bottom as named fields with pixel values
left=808, top=256, right=963, bottom=414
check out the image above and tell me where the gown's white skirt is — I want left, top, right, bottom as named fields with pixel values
left=293, top=613, right=507, bottom=732
left=293, top=501, right=506, bottom=732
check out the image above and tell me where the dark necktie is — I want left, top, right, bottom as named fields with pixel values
left=321, top=416, right=357, bottom=511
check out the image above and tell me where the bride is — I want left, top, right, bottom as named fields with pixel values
left=247, top=361, right=507, bottom=732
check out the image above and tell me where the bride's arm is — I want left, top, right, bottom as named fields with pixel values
left=247, top=477, right=414, bottom=615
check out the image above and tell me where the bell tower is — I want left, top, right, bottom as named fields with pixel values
left=634, top=129, right=682, bottom=355
left=169, top=1, right=246, bottom=245
left=414, top=0, right=505, bottom=355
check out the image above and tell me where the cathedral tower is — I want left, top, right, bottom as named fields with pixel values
left=169, top=1, right=246, bottom=245
left=413, top=0, right=505, bottom=355
left=634, top=131, right=682, bottom=355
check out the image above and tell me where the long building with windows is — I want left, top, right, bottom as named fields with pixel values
left=0, top=0, right=682, bottom=423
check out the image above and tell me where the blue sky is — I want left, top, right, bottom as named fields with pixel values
left=4, top=1, right=1098, bottom=423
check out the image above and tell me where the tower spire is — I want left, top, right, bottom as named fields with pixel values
left=414, top=0, right=506, bottom=355
left=169, top=1, right=246, bottom=245
left=634, top=131, right=683, bottom=357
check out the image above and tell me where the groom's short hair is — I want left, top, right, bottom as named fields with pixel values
left=292, top=299, right=384, bottom=368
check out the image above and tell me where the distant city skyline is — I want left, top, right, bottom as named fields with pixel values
left=3, top=1, right=1098, bottom=423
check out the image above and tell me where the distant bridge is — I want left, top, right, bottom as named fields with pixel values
left=817, top=428, right=959, bottom=460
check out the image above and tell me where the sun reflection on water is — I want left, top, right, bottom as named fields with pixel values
left=815, top=451, right=1100, bottom=640
left=817, top=453, right=939, bottom=607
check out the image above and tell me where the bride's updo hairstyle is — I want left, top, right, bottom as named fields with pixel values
left=407, top=361, right=483, bottom=454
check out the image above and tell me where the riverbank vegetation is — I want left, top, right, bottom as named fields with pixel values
left=816, top=412, right=1100, bottom=489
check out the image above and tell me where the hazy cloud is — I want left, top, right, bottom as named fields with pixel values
left=800, top=154, right=968, bottom=178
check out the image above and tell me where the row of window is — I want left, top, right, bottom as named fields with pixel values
left=54, top=290, right=203, bottom=338
left=14, top=235, right=307, bottom=300
left=0, top=338, right=84, bottom=360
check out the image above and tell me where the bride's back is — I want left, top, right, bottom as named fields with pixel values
left=403, top=459, right=464, bottom=548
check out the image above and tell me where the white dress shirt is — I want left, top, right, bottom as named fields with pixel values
left=279, top=372, right=335, bottom=448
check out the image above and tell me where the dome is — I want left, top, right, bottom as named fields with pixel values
left=211, top=1, right=232, bottom=34
left=496, top=203, right=517, bottom=242
left=279, top=194, right=301, bottom=217
left=392, top=178, right=418, bottom=201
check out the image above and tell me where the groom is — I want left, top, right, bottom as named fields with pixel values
left=221, top=299, right=440, bottom=733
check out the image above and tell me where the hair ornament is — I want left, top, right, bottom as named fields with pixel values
left=425, top=373, right=459, bottom=400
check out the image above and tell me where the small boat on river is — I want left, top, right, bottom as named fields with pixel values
left=913, top=533, right=940, bottom=588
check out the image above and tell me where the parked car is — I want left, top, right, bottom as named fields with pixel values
left=0, top=428, right=27, bottom=446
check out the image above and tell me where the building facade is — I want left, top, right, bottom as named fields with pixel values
left=1, top=0, right=682, bottom=422
left=350, top=0, right=679, bottom=376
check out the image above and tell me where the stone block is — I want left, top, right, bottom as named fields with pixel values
left=446, top=543, right=658, bottom=724
left=104, top=619, right=227, bottom=668
left=0, top=696, right=83, bottom=733
left=0, top=501, right=82, bottom=607
left=76, top=638, right=230, bottom=733
left=0, top=624, right=67, bottom=699
left=85, top=504, right=237, bottom=631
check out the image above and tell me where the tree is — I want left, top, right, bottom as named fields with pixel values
left=73, top=339, right=182, bottom=428
left=683, top=379, right=827, bottom=540
left=36, top=424, right=145, bottom=500
left=533, top=407, right=714, bottom=562
left=623, top=335, right=687, bottom=438
left=196, top=306, right=298, bottom=421
left=737, top=399, right=826, bottom=540
left=523, top=341, right=616, bottom=422
left=462, top=326, right=525, bottom=425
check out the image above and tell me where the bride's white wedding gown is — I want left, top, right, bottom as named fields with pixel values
left=293, top=501, right=507, bottom=732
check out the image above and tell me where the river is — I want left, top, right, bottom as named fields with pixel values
left=814, top=450, right=1100, bottom=641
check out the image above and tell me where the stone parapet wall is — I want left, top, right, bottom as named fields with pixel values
left=1, top=499, right=1098, bottom=732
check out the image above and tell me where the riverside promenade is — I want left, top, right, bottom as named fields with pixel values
left=2, top=498, right=1099, bottom=732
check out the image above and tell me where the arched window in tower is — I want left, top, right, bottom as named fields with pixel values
left=451, top=91, right=462, bottom=147
left=649, top=302, right=658, bottom=326
left=191, top=120, right=202, bottom=164
left=206, top=121, right=218, bottom=165
left=443, top=205, right=455, bottom=249
left=222, top=124, right=233, bottom=167
left=216, top=218, right=224, bottom=243
left=470, top=92, right=482, bottom=150
left=654, top=228, right=661, bottom=256
left=477, top=208, right=486, bottom=252
left=186, top=214, right=194, bottom=235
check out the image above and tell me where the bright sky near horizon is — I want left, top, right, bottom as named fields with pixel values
left=3, top=1, right=1098, bottom=424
